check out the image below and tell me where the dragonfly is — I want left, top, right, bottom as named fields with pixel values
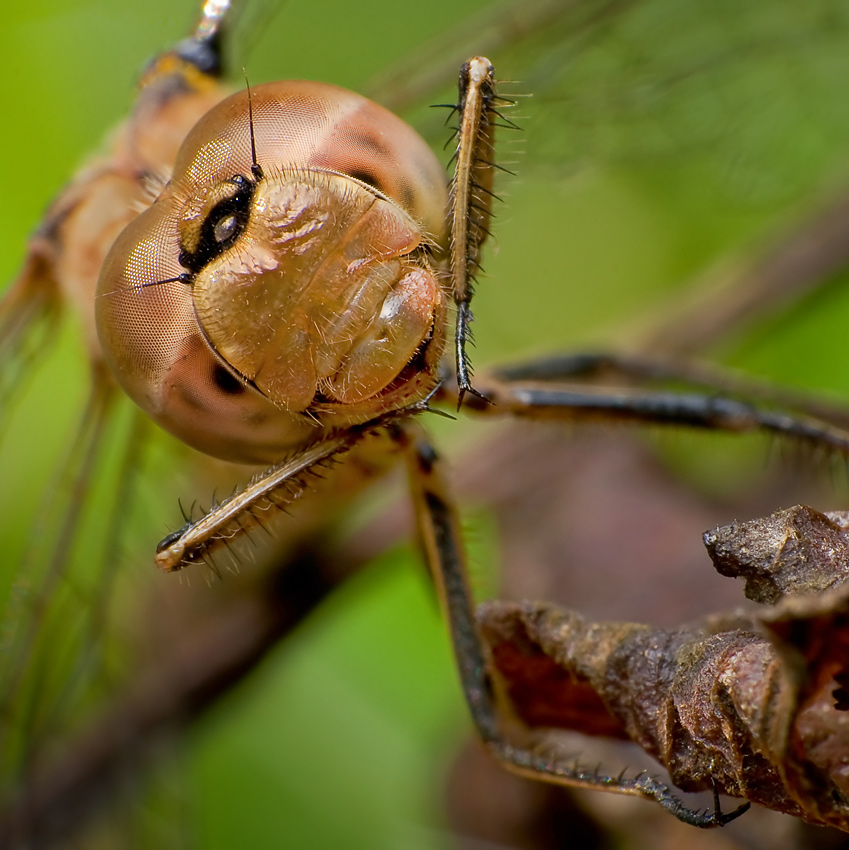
left=4, top=0, right=849, bottom=847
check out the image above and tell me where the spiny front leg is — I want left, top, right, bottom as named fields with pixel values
left=155, top=412, right=411, bottom=573
left=449, top=57, right=514, bottom=407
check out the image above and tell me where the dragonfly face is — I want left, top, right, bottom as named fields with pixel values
left=6, top=0, right=849, bottom=846
left=96, top=81, right=449, bottom=463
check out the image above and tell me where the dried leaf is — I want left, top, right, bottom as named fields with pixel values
left=704, top=506, right=849, bottom=605
left=479, top=505, right=849, bottom=831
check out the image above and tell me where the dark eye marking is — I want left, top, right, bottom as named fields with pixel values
left=179, top=173, right=256, bottom=274
left=348, top=169, right=385, bottom=195
left=212, top=363, right=245, bottom=396
left=399, top=182, right=416, bottom=214
left=347, top=131, right=391, bottom=161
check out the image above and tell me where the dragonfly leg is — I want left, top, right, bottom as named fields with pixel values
left=446, top=350, right=849, bottom=459
left=396, top=420, right=749, bottom=828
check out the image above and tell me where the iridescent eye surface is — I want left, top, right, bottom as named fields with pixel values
left=212, top=213, right=237, bottom=243
left=96, top=81, right=449, bottom=464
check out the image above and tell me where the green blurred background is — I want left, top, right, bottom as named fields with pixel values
left=3, top=0, right=849, bottom=847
